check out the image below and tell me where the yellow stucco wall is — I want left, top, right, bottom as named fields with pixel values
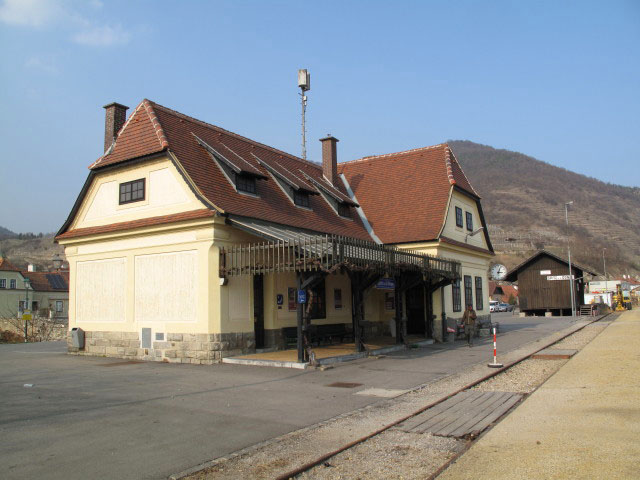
left=396, top=188, right=493, bottom=340
left=62, top=221, right=216, bottom=337
left=72, top=157, right=205, bottom=230
left=441, top=190, right=489, bottom=251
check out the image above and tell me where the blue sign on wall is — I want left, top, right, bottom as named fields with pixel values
left=276, top=294, right=284, bottom=306
left=375, top=278, right=396, bottom=290
left=297, top=289, right=307, bottom=304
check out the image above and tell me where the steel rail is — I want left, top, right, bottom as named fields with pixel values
left=274, top=313, right=613, bottom=480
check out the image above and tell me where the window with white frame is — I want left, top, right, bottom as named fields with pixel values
left=0, top=279, right=5, bottom=288
left=9, top=279, right=16, bottom=289
left=55, top=300, right=64, bottom=313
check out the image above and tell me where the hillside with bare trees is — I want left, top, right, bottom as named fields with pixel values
left=449, top=140, right=640, bottom=276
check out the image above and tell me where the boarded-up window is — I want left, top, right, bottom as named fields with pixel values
left=76, top=257, right=127, bottom=323
left=134, top=251, right=197, bottom=323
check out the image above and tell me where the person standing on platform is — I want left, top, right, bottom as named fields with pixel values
left=463, top=304, right=477, bottom=347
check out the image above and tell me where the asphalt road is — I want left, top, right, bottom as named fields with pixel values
left=1, top=313, right=575, bottom=480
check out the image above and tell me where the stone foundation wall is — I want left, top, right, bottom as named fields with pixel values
left=68, top=330, right=256, bottom=365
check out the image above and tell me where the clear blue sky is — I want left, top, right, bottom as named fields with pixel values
left=1, top=0, right=638, bottom=233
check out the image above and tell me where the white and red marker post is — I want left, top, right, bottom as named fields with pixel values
left=487, top=327, right=503, bottom=368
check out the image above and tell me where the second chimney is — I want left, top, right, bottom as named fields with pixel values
left=103, top=102, right=129, bottom=152
left=320, top=135, right=339, bottom=186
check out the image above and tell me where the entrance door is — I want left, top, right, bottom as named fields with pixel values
left=253, top=274, right=265, bottom=349
left=406, top=285, right=425, bottom=335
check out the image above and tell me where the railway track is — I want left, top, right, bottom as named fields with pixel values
left=274, top=313, right=614, bottom=480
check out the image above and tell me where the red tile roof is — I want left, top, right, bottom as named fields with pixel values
left=57, top=209, right=215, bottom=240
left=83, top=100, right=371, bottom=240
left=21, top=271, right=69, bottom=292
left=489, top=281, right=518, bottom=302
left=0, top=257, right=20, bottom=272
left=339, top=144, right=479, bottom=244
left=91, top=99, right=168, bottom=169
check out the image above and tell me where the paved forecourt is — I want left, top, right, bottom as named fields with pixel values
left=439, top=309, right=640, bottom=480
left=0, top=314, right=578, bottom=480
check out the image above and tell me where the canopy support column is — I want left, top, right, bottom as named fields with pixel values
left=296, top=271, right=327, bottom=362
left=349, top=271, right=385, bottom=352
left=296, top=272, right=304, bottom=362
left=394, top=275, right=403, bottom=344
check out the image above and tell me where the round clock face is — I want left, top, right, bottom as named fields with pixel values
left=491, top=264, right=507, bottom=281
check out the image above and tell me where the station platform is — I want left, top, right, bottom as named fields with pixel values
left=221, top=335, right=433, bottom=368
left=439, top=309, right=640, bottom=479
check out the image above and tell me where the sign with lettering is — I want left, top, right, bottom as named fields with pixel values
left=547, top=275, right=574, bottom=281
left=540, top=270, right=551, bottom=275
left=375, top=278, right=395, bottom=290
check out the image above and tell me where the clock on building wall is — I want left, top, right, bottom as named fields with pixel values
left=490, top=263, right=507, bottom=281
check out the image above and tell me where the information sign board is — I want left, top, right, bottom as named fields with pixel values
left=375, top=278, right=395, bottom=290
left=297, top=289, right=307, bottom=304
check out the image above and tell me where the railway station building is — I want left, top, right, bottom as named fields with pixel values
left=56, top=100, right=492, bottom=364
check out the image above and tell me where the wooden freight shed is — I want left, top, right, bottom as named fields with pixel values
left=504, top=251, right=597, bottom=316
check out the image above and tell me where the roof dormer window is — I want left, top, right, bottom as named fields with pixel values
left=195, top=134, right=266, bottom=196
left=235, top=173, right=257, bottom=194
left=252, top=153, right=317, bottom=208
left=337, top=202, right=351, bottom=218
left=293, top=190, right=310, bottom=208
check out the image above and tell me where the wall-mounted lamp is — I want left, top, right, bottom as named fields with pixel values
left=465, top=227, right=484, bottom=243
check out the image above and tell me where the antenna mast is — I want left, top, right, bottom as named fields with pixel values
left=298, top=69, right=310, bottom=160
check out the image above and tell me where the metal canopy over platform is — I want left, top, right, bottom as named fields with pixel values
left=221, top=216, right=461, bottom=280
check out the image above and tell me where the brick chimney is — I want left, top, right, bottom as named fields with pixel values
left=320, top=135, right=339, bottom=186
left=103, top=102, right=129, bottom=152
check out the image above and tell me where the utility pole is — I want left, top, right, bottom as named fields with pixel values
left=298, top=69, right=310, bottom=160
left=603, top=248, right=608, bottom=306
left=565, top=201, right=576, bottom=317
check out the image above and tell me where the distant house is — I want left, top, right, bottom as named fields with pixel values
left=505, top=251, right=597, bottom=316
left=0, top=257, right=69, bottom=321
left=489, top=281, right=519, bottom=304
left=55, top=99, right=477, bottom=364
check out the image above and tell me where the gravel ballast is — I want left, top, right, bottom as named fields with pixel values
left=180, top=318, right=609, bottom=480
